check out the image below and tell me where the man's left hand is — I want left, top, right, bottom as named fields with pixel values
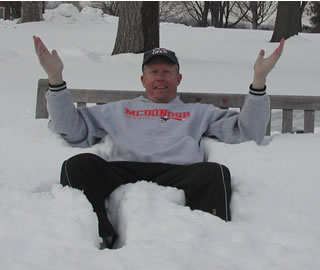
left=252, top=38, right=285, bottom=89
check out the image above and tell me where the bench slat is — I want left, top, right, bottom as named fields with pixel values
left=282, top=109, right=293, bottom=133
left=270, top=95, right=320, bottom=110
left=77, top=102, right=86, bottom=107
left=304, top=110, right=315, bottom=133
left=36, top=79, right=50, bottom=119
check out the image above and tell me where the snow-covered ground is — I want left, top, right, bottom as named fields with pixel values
left=1, top=4, right=320, bottom=270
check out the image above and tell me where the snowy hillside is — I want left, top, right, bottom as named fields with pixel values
left=0, top=5, right=320, bottom=270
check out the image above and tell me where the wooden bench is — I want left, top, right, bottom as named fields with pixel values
left=36, top=79, right=320, bottom=135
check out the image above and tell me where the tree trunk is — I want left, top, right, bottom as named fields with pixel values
left=251, top=1, right=258, bottom=29
left=201, top=1, right=210, bottom=27
left=112, top=1, right=159, bottom=55
left=219, top=2, right=225, bottom=27
left=210, top=1, right=220, bottom=27
left=270, top=1, right=300, bottom=42
left=20, top=1, right=43, bottom=23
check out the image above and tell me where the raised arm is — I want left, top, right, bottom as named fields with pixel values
left=33, top=36, right=108, bottom=147
left=252, top=38, right=285, bottom=89
left=207, top=40, right=285, bottom=144
left=33, top=36, right=64, bottom=85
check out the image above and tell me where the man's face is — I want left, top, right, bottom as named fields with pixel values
left=141, top=61, right=182, bottom=103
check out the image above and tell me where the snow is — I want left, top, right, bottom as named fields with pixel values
left=1, top=4, right=320, bottom=270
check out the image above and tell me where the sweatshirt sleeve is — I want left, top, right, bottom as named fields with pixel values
left=46, top=83, right=107, bottom=147
left=205, top=88, right=270, bottom=144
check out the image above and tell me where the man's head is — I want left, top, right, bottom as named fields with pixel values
left=141, top=48, right=182, bottom=103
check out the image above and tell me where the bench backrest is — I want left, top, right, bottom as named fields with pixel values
left=36, top=79, right=320, bottom=135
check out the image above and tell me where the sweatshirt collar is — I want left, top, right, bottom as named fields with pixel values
left=135, top=95, right=184, bottom=104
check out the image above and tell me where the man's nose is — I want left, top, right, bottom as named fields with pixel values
left=156, top=71, right=166, bottom=80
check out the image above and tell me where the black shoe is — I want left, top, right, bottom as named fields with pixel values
left=99, top=235, right=117, bottom=250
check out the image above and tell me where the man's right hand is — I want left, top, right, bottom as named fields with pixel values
left=33, top=36, right=64, bottom=85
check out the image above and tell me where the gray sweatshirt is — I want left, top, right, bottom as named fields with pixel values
left=46, top=85, right=270, bottom=165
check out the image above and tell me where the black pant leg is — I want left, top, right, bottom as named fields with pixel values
left=60, top=157, right=232, bottom=244
left=60, top=153, right=139, bottom=239
left=148, top=162, right=232, bottom=221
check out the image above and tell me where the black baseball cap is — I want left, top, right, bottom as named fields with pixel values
left=142, top=48, right=179, bottom=70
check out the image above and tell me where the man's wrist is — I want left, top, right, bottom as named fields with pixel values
left=48, top=75, right=64, bottom=86
left=252, top=76, right=266, bottom=89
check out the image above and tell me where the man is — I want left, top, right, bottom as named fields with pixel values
left=33, top=36, right=284, bottom=249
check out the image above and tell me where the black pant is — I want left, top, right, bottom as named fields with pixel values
left=60, top=153, right=232, bottom=239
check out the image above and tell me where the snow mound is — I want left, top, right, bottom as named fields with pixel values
left=43, top=4, right=115, bottom=25
left=44, top=4, right=83, bottom=24
left=0, top=185, right=100, bottom=254
left=107, top=181, right=186, bottom=247
left=80, top=6, right=105, bottom=22
left=0, top=18, right=18, bottom=28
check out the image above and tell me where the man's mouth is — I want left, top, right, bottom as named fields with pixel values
left=155, top=86, right=168, bottom=89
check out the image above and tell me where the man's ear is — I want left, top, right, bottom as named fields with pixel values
left=141, top=75, right=145, bottom=88
left=177, top=73, right=182, bottom=86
